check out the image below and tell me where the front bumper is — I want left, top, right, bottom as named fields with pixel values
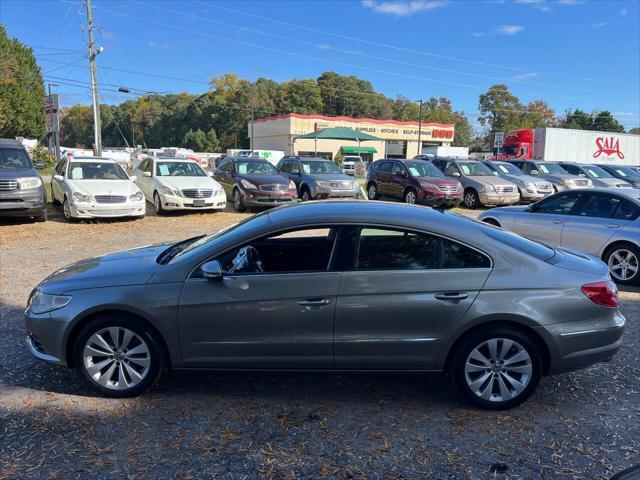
left=0, top=188, right=46, bottom=216
left=478, top=191, right=520, bottom=206
left=539, top=310, right=626, bottom=375
left=419, top=189, right=463, bottom=206
left=240, top=189, right=299, bottom=207
left=69, top=200, right=147, bottom=218
left=313, top=186, right=363, bottom=199
left=519, top=189, right=546, bottom=203
left=24, top=309, right=68, bottom=366
left=159, top=192, right=226, bottom=211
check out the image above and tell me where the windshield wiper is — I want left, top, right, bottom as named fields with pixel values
left=157, top=235, right=206, bottom=264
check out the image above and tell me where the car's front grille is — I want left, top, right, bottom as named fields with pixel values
left=535, top=183, right=553, bottom=191
left=495, top=185, right=515, bottom=193
left=89, top=209, right=135, bottom=216
left=259, top=184, right=286, bottom=192
left=436, top=185, right=457, bottom=193
left=0, top=180, right=19, bottom=192
left=329, top=181, right=353, bottom=190
left=575, top=179, right=590, bottom=186
left=94, top=195, right=126, bottom=204
left=181, top=189, right=213, bottom=198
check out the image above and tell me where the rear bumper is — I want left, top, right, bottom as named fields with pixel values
left=539, top=310, right=626, bottom=375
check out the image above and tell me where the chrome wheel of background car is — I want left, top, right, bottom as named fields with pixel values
left=368, top=184, right=377, bottom=200
left=62, top=198, right=71, bottom=220
left=404, top=189, right=417, bottom=204
left=464, top=338, right=533, bottom=403
left=607, top=248, right=639, bottom=282
left=83, top=327, right=151, bottom=391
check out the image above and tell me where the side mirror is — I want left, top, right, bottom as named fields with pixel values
left=530, top=169, right=539, bottom=176
left=129, top=175, right=137, bottom=182
left=143, top=171, right=152, bottom=177
left=291, top=169, right=300, bottom=175
left=450, top=171, right=461, bottom=178
left=207, top=171, right=214, bottom=177
left=35, top=162, right=45, bottom=170
left=579, top=173, right=586, bottom=177
left=201, top=260, right=223, bottom=281
left=53, top=174, right=63, bottom=181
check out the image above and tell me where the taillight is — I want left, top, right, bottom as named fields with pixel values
left=581, top=280, right=618, bottom=308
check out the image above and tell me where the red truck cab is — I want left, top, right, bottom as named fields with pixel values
left=496, top=129, right=533, bottom=160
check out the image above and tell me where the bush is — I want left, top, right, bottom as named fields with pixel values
left=30, top=144, right=55, bottom=167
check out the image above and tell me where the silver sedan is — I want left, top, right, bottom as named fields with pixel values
left=25, top=201, right=624, bottom=409
left=479, top=188, right=640, bottom=285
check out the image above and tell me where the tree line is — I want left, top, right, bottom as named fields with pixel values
left=2, top=27, right=637, bottom=152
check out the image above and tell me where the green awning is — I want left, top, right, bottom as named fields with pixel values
left=295, top=127, right=382, bottom=142
left=342, top=146, right=377, bottom=154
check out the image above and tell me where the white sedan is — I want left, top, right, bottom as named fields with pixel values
left=51, top=157, right=146, bottom=221
left=133, top=157, right=226, bottom=214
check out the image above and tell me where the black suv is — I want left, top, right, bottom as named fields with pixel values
left=0, top=139, right=47, bottom=221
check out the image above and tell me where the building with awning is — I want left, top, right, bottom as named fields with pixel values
left=248, top=113, right=455, bottom=163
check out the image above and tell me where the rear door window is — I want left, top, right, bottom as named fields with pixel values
left=574, top=194, right=620, bottom=219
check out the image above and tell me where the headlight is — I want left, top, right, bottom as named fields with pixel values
left=288, top=180, right=296, bottom=190
left=420, top=182, right=438, bottom=190
left=18, top=177, right=42, bottom=189
left=159, top=185, right=179, bottom=196
left=524, top=182, right=535, bottom=190
left=317, top=181, right=331, bottom=188
left=240, top=179, right=257, bottom=190
left=28, top=290, right=71, bottom=314
left=480, top=185, right=495, bottom=193
left=563, top=179, right=574, bottom=185
left=129, top=191, right=144, bottom=201
left=72, top=192, right=92, bottom=203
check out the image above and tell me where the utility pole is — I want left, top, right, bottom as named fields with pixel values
left=86, top=0, right=102, bottom=156
left=416, top=99, right=424, bottom=156
left=249, top=83, right=255, bottom=152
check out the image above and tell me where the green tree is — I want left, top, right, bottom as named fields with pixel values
left=478, top=84, right=525, bottom=132
left=628, top=127, right=640, bottom=135
left=60, top=105, right=93, bottom=147
left=592, top=111, right=624, bottom=133
left=521, top=100, right=556, bottom=128
left=391, top=95, right=419, bottom=121
left=0, top=26, right=46, bottom=138
left=182, top=128, right=207, bottom=151
left=278, top=79, right=322, bottom=114
left=560, top=109, right=593, bottom=130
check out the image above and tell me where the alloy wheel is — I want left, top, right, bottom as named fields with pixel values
left=608, top=249, right=639, bottom=282
left=368, top=184, right=377, bottom=200
left=83, top=327, right=151, bottom=391
left=301, top=189, right=311, bottom=201
left=234, top=190, right=242, bottom=210
left=464, top=192, right=477, bottom=208
left=154, top=193, right=162, bottom=214
left=63, top=198, right=71, bottom=220
left=405, top=190, right=416, bottom=204
left=464, top=338, right=533, bottom=402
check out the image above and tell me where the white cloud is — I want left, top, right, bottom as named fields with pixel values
left=362, top=0, right=449, bottom=16
left=557, top=0, right=583, bottom=5
left=619, top=8, right=628, bottom=16
left=510, top=72, right=539, bottom=81
left=494, top=25, right=525, bottom=35
left=592, top=22, right=608, bottom=28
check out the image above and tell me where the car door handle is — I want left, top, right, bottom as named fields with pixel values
left=605, top=224, right=621, bottom=229
left=298, top=298, right=332, bottom=307
left=552, top=220, right=565, bottom=224
left=435, top=292, right=469, bottom=302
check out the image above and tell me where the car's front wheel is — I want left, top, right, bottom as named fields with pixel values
left=605, top=243, right=640, bottom=285
left=74, top=315, right=164, bottom=397
left=463, top=189, right=480, bottom=209
left=153, top=192, right=165, bottom=215
left=233, top=188, right=247, bottom=212
left=62, top=197, right=73, bottom=221
left=450, top=327, right=542, bottom=410
left=300, top=187, right=311, bottom=202
left=367, top=183, right=378, bottom=200
left=404, top=188, right=417, bottom=204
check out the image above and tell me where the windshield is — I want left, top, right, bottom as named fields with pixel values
left=405, top=161, right=444, bottom=178
left=235, top=160, right=277, bottom=175
left=536, top=162, right=566, bottom=174
left=501, top=146, right=519, bottom=156
left=458, top=162, right=493, bottom=176
left=343, top=156, right=361, bottom=163
left=0, top=148, right=31, bottom=169
left=156, top=161, right=206, bottom=177
left=496, top=163, right=523, bottom=175
left=301, top=160, right=342, bottom=174
left=68, top=162, right=128, bottom=180
left=584, top=165, right=614, bottom=178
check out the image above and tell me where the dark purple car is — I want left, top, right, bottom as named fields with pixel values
left=365, top=158, right=463, bottom=207
left=214, top=156, right=298, bottom=212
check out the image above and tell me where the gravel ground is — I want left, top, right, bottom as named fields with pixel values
left=1, top=203, right=638, bottom=480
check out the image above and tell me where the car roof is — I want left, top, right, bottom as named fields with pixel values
left=69, top=156, right=117, bottom=163
left=568, top=187, right=640, bottom=203
left=0, top=139, right=25, bottom=148
left=153, top=157, right=196, bottom=162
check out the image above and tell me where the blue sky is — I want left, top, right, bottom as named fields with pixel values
left=2, top=0, right=639, bottom=130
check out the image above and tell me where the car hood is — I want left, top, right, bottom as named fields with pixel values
left=68, top=179, right=139, bottom=196
left=37, top=243, right=168, bottom=295
left=466, top=176, right=515, bottom=187
left=595, top=177, right=631, bottom=188
left=539, top=173, right=576, bottom=182
left=239, top=174, right=289, bottom=186
left=158, top=176, right=221, bottom=191
left=0, top=166, right=37, bottom=179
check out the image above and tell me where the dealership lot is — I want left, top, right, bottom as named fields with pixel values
left=1, top=205, right=639, bottom=479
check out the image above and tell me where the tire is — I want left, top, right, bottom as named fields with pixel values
left=482, top=218, right=500, bottom=227
left=300, top=187, right=311, bottom=202
left=153, top=192, right=165, bottom=215
left=449, top=326, right=543, bottom=410
left=233, top=188, right=247, bottom=212
left=463, top=189, right=480, bottom=209
left=604, top=243, right=640, bottom=286
left=73, top=314, right=165, bottom=398
left=62, top=197, right=73, bottom=221
left=403, top=188, right=417, bottom=204
left=367, top=182, right=378, bottom=200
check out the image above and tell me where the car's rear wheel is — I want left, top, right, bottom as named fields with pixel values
left=404, top=188, right=417, bottom=204
left=153, top=192, right=165, bottom=215
left=463, top=189, right=480, bottom=209
left=450, top=327, right=542, bottom=410
left=74, top=315, right=164, bottom=398
left=233, top=188, right=247, bottom=212
left=605, top=244, right=640, bottom=285
left=367, top=183, right=378, bottom=200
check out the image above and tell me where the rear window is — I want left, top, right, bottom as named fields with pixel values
left=481, top=224, right=556, bottom=261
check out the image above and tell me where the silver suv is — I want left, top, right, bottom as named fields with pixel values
left=558, top=162, right=632, bottom=189
left=481, top=160, right=553, bottom=203
left=431, top=157, right=520, bottom=208
left=277, top=156, right=362, bottom=201
left=0, top=139, right=47, bottom=222
left=507, top=159, right=593, bottom=192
